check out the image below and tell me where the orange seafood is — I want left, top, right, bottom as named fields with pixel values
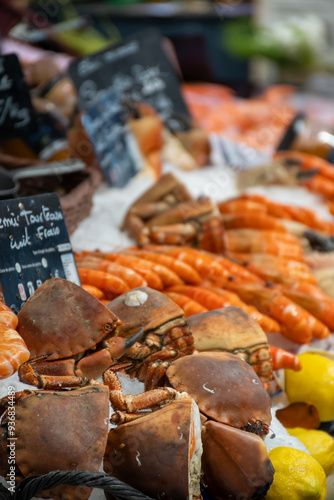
left=145, top=245, right=230, bottom=286
left=238, top=192, right=334, bottom=232
left=226, top=283, right=330, bottom=344
left=78, top=268, right=130, bottom=296
left=76, top=253, right=148, bottom=288
left=213, top=255, right=264, bottom=284
left=0, top=302, right=30, bottom=379
left=218, top=199, right=267, bottom=215
left=91, top=254, right=164, bottom=290
left=269, top=345, right=301, bottom=371
left=228, top=252, right=317, bottom=285
left=163, top=291, right=208, bottom=317
left=125, top=249, right=202, bottom=285
left=281, top=282, right=334, bottom=331
left=224, top=229, right=306, bottom=261
left=221, top=212, right=288, bottom=232
left=203, top=285, right=280, bottom=333
left=166, top=285, right=233, bottom=311
left=104, top=253, right=183, bottom=288
left=81, top=284, right=106, bottom=300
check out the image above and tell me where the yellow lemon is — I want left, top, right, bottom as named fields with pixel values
left=285, top=352, right=334, bottom=422
left=287, top=427, right=334, bottom=476
left=266, top=447, right=326, bottom=500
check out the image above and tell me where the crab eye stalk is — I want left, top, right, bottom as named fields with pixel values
left=104, top=323, right=115, bottom=332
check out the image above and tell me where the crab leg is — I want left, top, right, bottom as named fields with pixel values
left=19, top=329, right=145, bottom=389
left=103, top=367, right=183, bottom=423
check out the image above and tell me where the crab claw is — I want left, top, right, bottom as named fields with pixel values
left=106, top=327, right=145, bottom=359
left=75, top=328, right=145, bottom=380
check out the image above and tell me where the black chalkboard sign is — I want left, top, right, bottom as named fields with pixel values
left=69, top=28, right=191, bottom=132
left=81, top=88, right=141, bottom=187
left=0, top=193, right=80, bottom=313
left=0, top=53, right=37, bottom=141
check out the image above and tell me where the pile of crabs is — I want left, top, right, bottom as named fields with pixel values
left=0, top=278, right=279, bottom=500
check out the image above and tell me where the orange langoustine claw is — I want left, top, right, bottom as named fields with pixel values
left=0, top=302, right=30, bottom=379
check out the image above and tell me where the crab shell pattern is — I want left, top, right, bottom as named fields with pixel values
left=187, top=306, right=273, bottom=388
left=0, top=385, right=109, bottom=500
left=107, top=287, right=195, bottom=388
left=17, top=277, right=121, bottom=361
left=166, top=351, right=272, bottom=435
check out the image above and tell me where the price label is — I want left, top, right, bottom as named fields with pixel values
left=0, top=193, right=80, bottom=313
left=0, top=53, right=37, bottom=141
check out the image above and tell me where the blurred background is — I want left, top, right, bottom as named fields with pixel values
left=2, top=0, right=334, bottom=95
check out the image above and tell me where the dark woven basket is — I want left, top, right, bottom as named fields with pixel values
left=60, top=168, right=102, bottom=235
left=0, top=470, right=154, bottom=500
left=0, top=154, right=102, bottom=235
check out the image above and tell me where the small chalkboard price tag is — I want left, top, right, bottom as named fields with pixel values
left=81, top=88, right=141, bottom=187
left=0, top=53, right=38, bottom=141
left=0, top=193, right=80, bottom=313
left=69, top=28, right=191, bottom=132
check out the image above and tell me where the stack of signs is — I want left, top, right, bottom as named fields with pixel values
left=0, top=53, right=37, bottom=140
left=69, top=28, right=191, bottom=187
left=0, top=193, right=80, bottom=313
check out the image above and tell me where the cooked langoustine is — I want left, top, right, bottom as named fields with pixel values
left=238, top=192, right=334, bottom=233
left=227, top=252, right=317, bottom=285
left=224, top=283, right=330, bottom=344
left=224, top=229, right=306, bottom=262
left=281, top=281, right=334, bottom=332
left=0, top=302, right=30, bottom=379
left=221, top=211, right=288, bottom=232
left=165, top=284, right=280, bottom=333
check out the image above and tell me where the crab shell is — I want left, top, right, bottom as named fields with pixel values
left=17, top=278, right=121, bottom=360
left=166, top=351, right=272, bottom=436
left=107, top=287, right=194, bottom=353
left=187, top=307, right=273, bottom=388
left=201, top=420, right=274, bottom=500
left=104, top=398, right=202, bottom=500
left=0, top=385, right=109, bottom=500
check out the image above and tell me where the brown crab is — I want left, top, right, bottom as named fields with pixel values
left=104, top=397, right=203, bottom=500
left=122, top=173, right=225, bottom=253
left=103, top=350, right=274, bottom=500
left=16, top=278, right=143, bottom=387
left=0, top=384, right=109, bottom=500
left=187, top=306, right=273, bottom=390
left=106, top=286, right=195, bottom=390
